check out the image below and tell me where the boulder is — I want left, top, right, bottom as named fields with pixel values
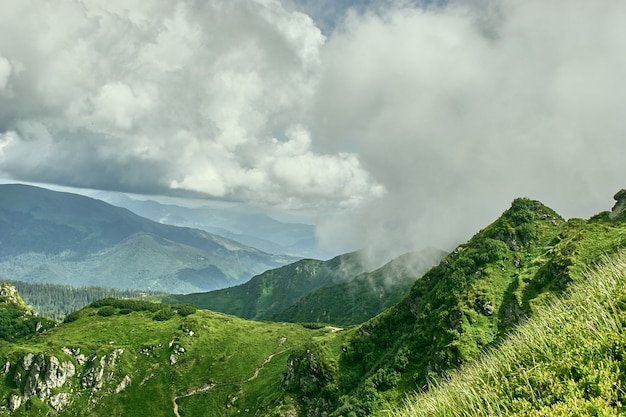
left=49, top=392, right=70, bottom=412
left=8, top=394, right=21, bottom=412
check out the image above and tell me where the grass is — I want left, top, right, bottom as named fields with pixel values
left=0, top=302, right=350, bottom=417
left=392, top=250, right=626, bottom=417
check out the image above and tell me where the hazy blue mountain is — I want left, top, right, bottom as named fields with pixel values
left=97, top=192, right=330, bottom=259
left=0, top=184, right=296, bottom=293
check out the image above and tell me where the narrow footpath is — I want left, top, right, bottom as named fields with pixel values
left=172, top=349, right=288, bottom=417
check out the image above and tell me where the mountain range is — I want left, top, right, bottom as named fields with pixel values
left=96, top=192, right=329, bottom=259
left=0, top=184, right=295, bottom=294
left=1, top=190, right=626, bottom=416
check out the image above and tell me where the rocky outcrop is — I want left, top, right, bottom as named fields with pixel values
left=115, top=375, right=132, bottom=393
left=5, top=348, right=128, bottom=413
left=610, top=189, right=626, bottom=220
left=169, top=341, right=185, bottom=365
left=82, top=348, right=124, bottom=390
left=81, top=356, right=106, bottom=390
left=0, top=283, right=22, bottom=305
left=8, top=352, right=76, bottom=412
left=20, top=353, right=76, bottom=401
left=49, top=392, right=70, bottom=412
left=8, top=395, right=21, bottom=412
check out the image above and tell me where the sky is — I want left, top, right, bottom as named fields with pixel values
left=1, top=0, right=626, bottom=259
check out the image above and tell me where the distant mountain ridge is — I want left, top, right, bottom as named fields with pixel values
left=98, top=193, right=328, bottom=259
left=271, top=248, right=446, bottom=326
left=0, top=184, right=296, bottom=293
left=166, top=248, right=445, bottom=326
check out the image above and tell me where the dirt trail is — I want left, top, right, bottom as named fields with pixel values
left=172, top=384, right=216, bottom=417
left=245, top=350, right=286, bottom=382
left=172, top=349, right=288, bottom=416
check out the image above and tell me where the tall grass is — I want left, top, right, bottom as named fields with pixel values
left=392, top=251, right=626, bottom=417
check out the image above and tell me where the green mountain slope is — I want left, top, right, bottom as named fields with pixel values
left=284, top=195, right=626, bottom=416
left=164, top=251, right=370, bottom=320
left=394, top=250, right=626, bottom=417
left=272, top=248, right=445, bottom=326
left=0, top=184, right=295, bottom=293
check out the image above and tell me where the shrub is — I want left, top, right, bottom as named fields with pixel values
left=64, top=311, right=81, bottom=323
left=153, top=308, right=174, bottom=321
left=97, top=306, right=116, bottom=317
left=176, top=304, right=197, bottom=317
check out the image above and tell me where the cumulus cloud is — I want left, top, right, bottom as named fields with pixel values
left=311, top=0, right=626, bottom=255
left=0, top=0, right=380, bottom=210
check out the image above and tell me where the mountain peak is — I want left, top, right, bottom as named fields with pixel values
left=610, top=189, right=626, bottom=220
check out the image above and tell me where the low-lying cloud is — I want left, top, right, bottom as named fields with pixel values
left=312, top=0, right=626, bottom=255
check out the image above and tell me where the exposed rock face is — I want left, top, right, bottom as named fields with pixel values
left=82, top=349, right=124, bottom=390
left=610, top=189, right=626, bottom=220
left=50, top=392, right=70, bottom=412
left=115, top=375, right=132, bottom=393
left=21, top=353, right=76, bottom=401
left=1, top=361, right=10, bottom=375
left=82, top=356, right=106, bottom=389
left=8, top=394, right=21, bottom=412
left=6, top=348, right=128, bottom=412
left=0, top=283, right=21, bottom=304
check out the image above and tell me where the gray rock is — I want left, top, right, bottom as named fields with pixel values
left=481, top=301, right=495, bottom=316
left=21, top=353, right=34, bottom=371
left=13, top=369, right=22, bottom=387
left=610, top=189, right=626, bottom=220
left=49, top=392, right=70, bottom=412
left=2, top=361, right=10, bottom=375
left=81, top=356, right=106, bottom=390
left=115, top=375, right=132, bottom=393
left=43, top=356, right=76, bottom=389
left=8, top=394, right=22, bottom=411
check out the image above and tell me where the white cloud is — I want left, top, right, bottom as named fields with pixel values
left=0, top=0, right=382, bottom=211
left=311, top=0, right=626, bottom=254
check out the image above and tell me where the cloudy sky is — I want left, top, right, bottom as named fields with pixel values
left=1, top=0, right=626, bottom=258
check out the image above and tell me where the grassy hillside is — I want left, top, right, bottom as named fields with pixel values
left=164, top=251, right=369, bottom=320
left=0, top=293, right=350, bottom=416
left=272, top=248, right=445, bottom=326
left=393, top=250, right=626, bottom=416
left=0, top=184, right=295, bottom=293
